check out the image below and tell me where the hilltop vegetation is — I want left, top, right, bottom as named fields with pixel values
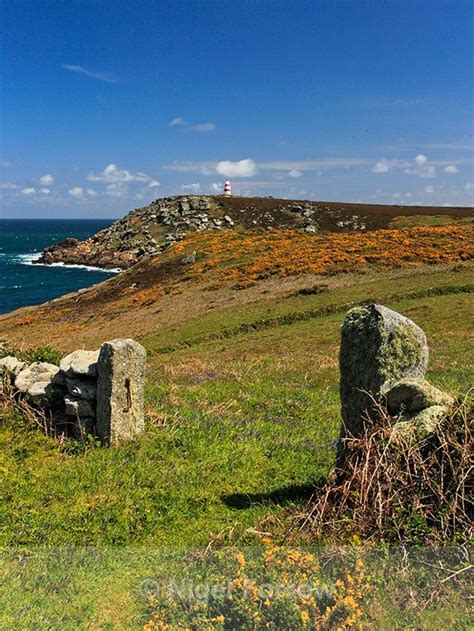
left=1, top=197, right=473, bottom=629
left=34, top=194, right=473, bottom=270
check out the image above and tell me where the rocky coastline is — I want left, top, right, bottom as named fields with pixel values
left=33, top=194, right=473, bottom=271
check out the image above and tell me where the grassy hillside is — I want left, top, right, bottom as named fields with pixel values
left=1, top=220, right=473, bottom=628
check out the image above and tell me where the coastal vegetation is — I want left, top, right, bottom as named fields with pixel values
left=1, top=198, right=473, bottom=628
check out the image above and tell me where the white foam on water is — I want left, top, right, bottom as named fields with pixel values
left=16, top=253, right=121, bottom=274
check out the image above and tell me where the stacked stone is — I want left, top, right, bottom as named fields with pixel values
left=60, top=350, right=100, bottom=436
left=0, top=339, right=146, bottom=445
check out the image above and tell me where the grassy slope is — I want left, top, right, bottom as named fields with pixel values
left=1, top=264, right=473, bottom=628
left=1, top=220, right=473, bottom=629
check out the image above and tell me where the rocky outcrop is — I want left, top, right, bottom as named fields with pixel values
left=0, top=356, right=26, bottom=376
left=32, top=195, right=355, bottom=270
left=33, top=194, right=474, bottom=271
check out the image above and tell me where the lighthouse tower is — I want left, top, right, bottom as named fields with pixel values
left=224, top=180, right=232, bottom=196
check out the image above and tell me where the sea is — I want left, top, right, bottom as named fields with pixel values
left=0, top=219, right=119, bottom=315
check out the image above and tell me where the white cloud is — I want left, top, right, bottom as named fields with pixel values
left=88, top=163, right=150, bottom=183
left=465, top=183, right=473, bottom=190
left=148, top=180, right=160, bottom=188
left=211, top=182, right=222, bottom=192
left=372, top=160, right=390, bottom=173
left=167, top=157, right=372, bottom=176
left=40, top=173, right=54, bottom=185
left=62, top=64, right=117, bottom=83
left=190, top=122, right=216, bottom=133
left=415, top=154, right=428, bottom=166
left=260, top=158, right=371, bottom=170
left=68, top=186, right=84, bottom=198
left=181, top=183, right=201, bottom=192
left=288, top=169, right=302, bottom=177
left=169, top=118, right=216, bottom=132
left=169, top=117, right=186, bottom=127
left=165, top=161, right=217, bottom=175
left=0, top=182, right=19, bottom=189
left=86, top=188, right=98, bottom=197
left=39, top=188, right=50, bottom=195
left=105, top=182, right=127, bottom=198
left=21, top=187, right=36, bottom=195
left=444, top=165, right=459, bottom=174
left=405, top=155, right=436, bottom=178
left=216, top=158, right=257, bottom=178
left=1, top=161, right=12, bottom=168
left=424, top=186, right=434, bottom=193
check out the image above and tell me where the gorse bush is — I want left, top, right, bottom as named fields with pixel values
left=142, top=541, right=371, bottom=630
left=171, top=225, right=473, bottom=289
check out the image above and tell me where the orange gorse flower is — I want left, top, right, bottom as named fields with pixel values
left=170, top=225, right=472, bottom=290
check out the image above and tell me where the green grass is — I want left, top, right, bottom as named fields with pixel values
left=1, top=265, right=473, bottom=628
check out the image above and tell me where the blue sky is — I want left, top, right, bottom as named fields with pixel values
left=1, top=0, right=473, bottom=218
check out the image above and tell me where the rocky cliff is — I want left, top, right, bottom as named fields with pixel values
left=35, top=194, right=473, bottom=270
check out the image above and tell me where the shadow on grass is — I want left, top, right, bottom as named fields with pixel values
left=222, top=481, right=323, bottom=509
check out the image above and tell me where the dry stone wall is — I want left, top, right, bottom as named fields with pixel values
left=0, top=339, right=146, bottom=445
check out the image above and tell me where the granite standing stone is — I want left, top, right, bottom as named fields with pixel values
left=338, top=303, right=429, bottom=454
left=96, top=339, right=146, bottom=445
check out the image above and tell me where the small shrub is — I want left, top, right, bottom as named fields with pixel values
left=302, top=398, right=473, bottom=543
left=0, top=345, right=62, bottom=366
left=142, top=542, right=371, bottom=629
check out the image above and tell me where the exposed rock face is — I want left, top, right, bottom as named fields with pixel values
left=96, top=339, right=146, bottom=445
left=32, top=195, right=349, bottom=270
left=26, top=380, right=62, bottom=406
left=60, top=350, right=99, bottom=377
left=339, top=303, right=429, bottom=445
left=14, top=361, right=62, bottom=405
left=391, top=405, right=452, bottom=439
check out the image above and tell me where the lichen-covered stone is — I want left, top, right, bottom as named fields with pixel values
left=26, top=380, right=63, bottom=406
left=0, top=356, right=26, bottom=377
left=339, top=303, right=428, bottom=448
left=386, top=378, right=454, bottom=415
left=96, top=339, right=146, bottom=445
left=60, top=350, right=99, bottom=377
left=64, top=394, right=95, bottom=418
left=391, top=405, right=450, bottom=439
left=15, top=362, right=61, bottom=393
